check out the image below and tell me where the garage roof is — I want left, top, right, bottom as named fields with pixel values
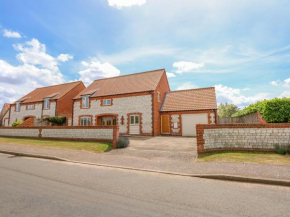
left=160, top=87, right=217, bottom=112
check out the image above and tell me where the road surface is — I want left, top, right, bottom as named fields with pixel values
left=0, top=153, right=289, bottom=217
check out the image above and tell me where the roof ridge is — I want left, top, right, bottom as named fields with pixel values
left=35, top=81, right=82, bottom=89
left=170, top=87, right=215, bottom=93
left=93, top=68, right=165, bottom=82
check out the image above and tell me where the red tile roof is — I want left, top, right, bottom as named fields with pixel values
left=15, top=81, right=83, bottom=104
left=160, top=87, right=217, bottom=112
left=74, top=69, right=165, bottom=99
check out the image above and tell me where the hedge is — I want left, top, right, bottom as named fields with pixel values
left=232, top=98, right=290, bottom=123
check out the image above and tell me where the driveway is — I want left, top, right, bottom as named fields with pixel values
left=128, top=136, right=197, bottom=153
left=108, top=136, right=197, bottom=162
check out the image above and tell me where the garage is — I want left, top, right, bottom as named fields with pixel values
left=159, top=87, right=217, bottom=136
left=181, top=113, right=208, bottom=136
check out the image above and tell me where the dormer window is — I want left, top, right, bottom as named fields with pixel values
left=103, top=99, right=111, bottom=106
left=44, top=98, right=50, bottom=109
left=16, top=102, right=20, bottom=112
left=82, top=96, right=89, bottom=108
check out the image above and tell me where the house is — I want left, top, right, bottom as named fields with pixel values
left=160, top=87, right=217, bottom=136
left=73, top=69, right=217, bottom=136
left=0, top=103, right=10, bottom=126
left=7, top=81, right=85, bottom=126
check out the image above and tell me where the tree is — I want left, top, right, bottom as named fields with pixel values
left=218, top=103, right=239, bottom=117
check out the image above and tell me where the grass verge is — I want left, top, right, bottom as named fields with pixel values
left=0, top=137, right=111, bottom=153
left=197, top=151, right=290, bottom=166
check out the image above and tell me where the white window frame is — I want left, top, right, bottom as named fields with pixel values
left=44, top=98, right=50, bottom=109
left=80, top=117, right=92, bottom=126
left=16, top=102, right=20, bottom=112
left=27, top=104, right=35, bottom=110
left=82, top=96, right=89, bottom=108
left=130, top=115, right=139, bottom=125
left=103, top=99, right=111, bottom=106
left=157, top=91, right=161, bottom=103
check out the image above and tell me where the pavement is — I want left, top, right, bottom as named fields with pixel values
left=1, top=153, right=290, bottom=217
left=0, top=136, right=290, bottom=186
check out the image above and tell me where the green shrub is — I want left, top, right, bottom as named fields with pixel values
left=274, top=144, right=287, bottom=155
left=12, top=120, right=23, bottom=127
left=117, top=136, right=130, bottom=149
left=43, top=116, right=66, bottom=126
left=232, top=98, right=290, bottom=123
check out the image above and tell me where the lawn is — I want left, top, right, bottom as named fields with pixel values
left=0, top=137, right=111, bottom=153
left=197, top=151, right=290, bottom=166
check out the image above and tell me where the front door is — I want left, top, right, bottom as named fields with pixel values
left=129, top=115, right=140, bottom=134
left=161, top=115, right=170, bottom=134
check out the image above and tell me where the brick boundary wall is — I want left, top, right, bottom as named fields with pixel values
left=0, top=126, right=119, bottom=148
left=196, top=123, right=290, bottom=155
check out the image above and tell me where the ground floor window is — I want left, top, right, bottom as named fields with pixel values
left=99, top=116, right=116, bottom=126
left=80, top=117, right=92, bottom=126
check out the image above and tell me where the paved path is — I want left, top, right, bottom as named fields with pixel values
left=0, top=142, right=290, bottom=181
left=1, top=153, right=289, bottom=217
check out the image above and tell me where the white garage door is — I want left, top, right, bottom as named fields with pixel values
left=182, top=113, right=208, bottom=136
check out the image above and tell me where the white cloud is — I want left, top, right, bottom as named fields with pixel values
left=0, top=38, right=67, bottom=108
left=79, top=60, right=120, bottom=85
left=14, top=39, right=58, bottom=71
left=57, top=54, right=73, bottom=62
left=108, top=0, right=146, bottom=9
left=284, top=78, right=290, bottom=87
left=166, top=72, right=176, bottom=78
left=243, top=88, right=250, bottom=91
left=280, top=91, right=290, bottom=98
left=269, top=80, right=280, bottom=86
left=215, top=84, right=269, bottom=107
left=173, top=61, right=205, bottom=74
left=3, top=29, right=22, bottom=38
left=176, top=82, right=198, bottom=90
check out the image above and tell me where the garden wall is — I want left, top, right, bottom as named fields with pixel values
left=218, top=112, right=266, bottom=124
left=196, top=123, right=290, bottom=154
left=0, top=126, right=119, bottom=148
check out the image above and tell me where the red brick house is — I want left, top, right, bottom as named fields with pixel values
left=7, top=81, right=85, bottom=126
left=73, top=69, right=217, bottom=136
left=0, top=103, right=10, bottom=126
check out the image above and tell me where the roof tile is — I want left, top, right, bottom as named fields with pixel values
left=74, top=69, right=165, bottom=99
left=161, top=87, right=217, bottom=112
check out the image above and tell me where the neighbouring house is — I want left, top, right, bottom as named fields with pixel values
left=0, top=103, right=10, bottom=126
left=73, top=69, right=217, bottom=136
left=7, top=81, right=86, bottom=127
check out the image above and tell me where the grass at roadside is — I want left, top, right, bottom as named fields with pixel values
left=197, top=151, right=290, bottom=166
left=0, top=137, right=111, bottom=153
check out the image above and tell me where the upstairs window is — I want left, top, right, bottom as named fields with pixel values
left=82, top=96, right=89, bottom=108
left=157, top=91, right=161, bottom=102
left=16, top=102, right=20, bottom=112
left=80, top=117, right=92, bottom=126
left=103, top=99, right=111, bottom=106
left=44, top=98, right=50, bottom=109
left=27, top=105, right=35, bottom=110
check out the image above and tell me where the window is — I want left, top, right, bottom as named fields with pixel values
left=44, top=98, right=50, bottom=109
left=157, top=91, right=161, bottom=103
left=130, top=115, right=139, bottom=125
left=27, top=104, right=34, bottom=110
left=80, top=117, right=92, bottom=126
left=82, top=96, right=89, bottom=108
left=103, top=99, right=111, bottom=106
left=100, top=116, right=116, bottom=126
left=16, top=102, right=20, bottom=112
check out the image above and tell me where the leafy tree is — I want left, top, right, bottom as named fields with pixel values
left=218, top=103, right=239, bottom=117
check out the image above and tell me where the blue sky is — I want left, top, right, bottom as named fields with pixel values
left=1, top=0, right=290, bottom=109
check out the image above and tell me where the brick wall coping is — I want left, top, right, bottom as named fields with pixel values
left=0, top=126, right=119, bottom=130
left=197, top=123, right=290, bottom=129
